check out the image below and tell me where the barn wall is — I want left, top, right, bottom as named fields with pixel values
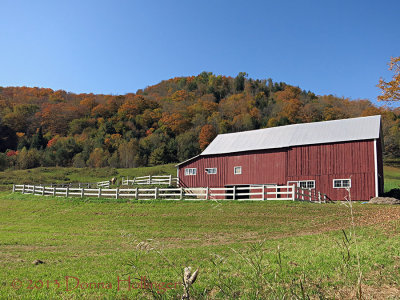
left=178, top=149, right=287, bottom=188
left=287, top=140, right=376, bottom=200
left=178, top=139, right=378, bottom=201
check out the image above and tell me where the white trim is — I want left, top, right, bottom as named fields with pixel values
left=184, top=168, right=197, bottom=176
left=234, top=166, right=242, bottom=175
left=333, top=179, right=351, bottom=188
left=374, top=139, right=378, bottom=197
left=287, top=180, right=315, bottom=189
left=298, top=180, right=315, bottom=189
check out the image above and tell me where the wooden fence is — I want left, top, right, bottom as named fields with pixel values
left=121, top=175, right=178, bottom=186
left=12, top=184, right=327, bottom=202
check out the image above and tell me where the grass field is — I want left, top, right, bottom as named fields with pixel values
left=1, top=164, right=400, bottom=299
left=1, top=193, right=400, bottom=299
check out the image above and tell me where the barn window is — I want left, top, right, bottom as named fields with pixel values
left=234, top=166, right=242, bottom=175
left=333, top=179, right=351, bottom=188
left=298, top=180, right=315, bottom=189
left=185, top=168, right=197, bottom=176
left=205, top=168, right=217, bottom=174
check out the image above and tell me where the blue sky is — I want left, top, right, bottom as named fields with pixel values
left=0, top=0, right=399, bottom=105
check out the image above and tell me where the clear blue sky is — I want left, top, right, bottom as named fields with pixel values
left=1, top=0, right=399, bottom=105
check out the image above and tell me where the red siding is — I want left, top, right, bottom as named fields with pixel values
left=178, top=139, right=379, bottom=201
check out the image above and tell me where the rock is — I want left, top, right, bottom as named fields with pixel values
left=32, top=259, right=45, bottom=265
left=369, top=197, right=400, bottom=205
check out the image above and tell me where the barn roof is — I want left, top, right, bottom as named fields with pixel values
left=176, top=115, right=381, bottom=166
left=201, top=115, right=381, bottom=156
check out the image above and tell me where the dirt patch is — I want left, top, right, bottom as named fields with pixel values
left=369, top=197, right=400, bottom=204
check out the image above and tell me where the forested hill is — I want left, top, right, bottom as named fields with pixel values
left=0, top=72, right=399, bottom=170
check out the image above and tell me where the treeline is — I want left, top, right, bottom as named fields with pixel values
left=0, top=72, right=399, bottom=171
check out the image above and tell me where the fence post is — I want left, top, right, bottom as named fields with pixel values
left=53, top=187, right=56, bottom=197
left=206, top=187, right=209, bottom=200
left=149, top=175, right=152, bottom=184
left=33, top=185, right=36, bottom=195
left=154, top=187, right=158, bottom=199
left=116, top=188, right=119, bottom=199
left=42, top=186, right=45, bottom=196
left=262, top=185, right=265, bottom=201
left=180, top=187, right=183, bottom=200
left=233, top=186, right=236, bottom=200
left=135, top=187, right=138, bottom=200
left=308, top=188, right=312, bottom=201
left=169, top=175, right=172, bottom=186
left=318, top=191, right=321, bottom=204
left=12, top=184, right=15, bottom=193
left=81, top=188, right=84, bottom=198
left=22, top=184, right=25, bottom=194
left=65, top=186, right=69, bottom=197
left=323, top=194, right=327, bottom=203
left=98, top=188, right=101, bottom=198
left=292, top=186, right=295, bottom=201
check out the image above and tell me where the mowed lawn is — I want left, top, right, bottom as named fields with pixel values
left=1, top=193, right=400, bottom=299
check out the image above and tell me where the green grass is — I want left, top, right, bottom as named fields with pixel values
left=384, top=165, right=400, bottom=192
left=1, top=192, right=400, bottom=299
left=1, top=164, right=400, bottom=298
left=0, top=164, right=177, bottom=191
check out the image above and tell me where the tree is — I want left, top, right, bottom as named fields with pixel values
left=118, top=139, right=139, bottom=168
left=378, top=56, right=400, bottom=102
left=199, top=124, right=216, bottom=150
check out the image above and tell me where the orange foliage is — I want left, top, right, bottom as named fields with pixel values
left=199, top=124, right=217, bottom=150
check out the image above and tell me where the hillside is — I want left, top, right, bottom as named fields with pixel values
left=1, top=72, right=400, bottom=171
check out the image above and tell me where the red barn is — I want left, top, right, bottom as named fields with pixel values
left=177, top=115, right=383, bottom=201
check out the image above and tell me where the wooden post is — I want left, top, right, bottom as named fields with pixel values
left=149, top=175, right=152, bottom=184
left=169, top=175, right=172, bottom=186
left=66, top=186, right=69, bottom=197
left=33, top=185, right=36, bottom=195
left=12, top=184, right=15, bottom=193
left=205, top=187, right=209, bottom=200
left=116, top=188, right=119, bottom=199
left=262, top=185, right=265, bottom=201
left=22, top=184, right=25, bottom=194
left=53, top=187, right=56, bottom=197
left=42, top=186, right=45, bottom=196
left=318, top=191, right=321, bottom=204
left=98, top=188, right=101, bottom=198
left=180, top=187, right=183, bottom=200
left=308, top=188, right=312, bottom=201
left=135, top=187, right=138, bottom=200
left=154, top=187, right=158, bottom=199
left=81, top=188, right=84, bottom=198
left=233, top=186, right=236, bottom=200
left=292, top=186, right=295, bottom=201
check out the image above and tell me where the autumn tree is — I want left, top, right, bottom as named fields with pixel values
left=199, top=124, right=216, bottom=150
left=378, top=56, right=400, bottom=102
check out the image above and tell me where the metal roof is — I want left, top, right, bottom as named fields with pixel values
left=201, top=115, right=381, bottom=156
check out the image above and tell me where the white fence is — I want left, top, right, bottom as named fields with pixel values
left=121, top=175, right=178, bottom=186
left=12, top=184, right=327, bottom=202
left=96, top=180, right=110, bottom=188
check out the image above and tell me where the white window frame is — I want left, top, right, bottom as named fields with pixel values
left=184, top=168, right=197, bottom=176
left=333, top=179, right=351, bottom=189
left=234, top=166, right=242, bottom=175
left=298, top=180, right=315, bottom=189
left=205, top=168, right=217, bottom=175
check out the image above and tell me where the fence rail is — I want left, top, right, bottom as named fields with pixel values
left=12, top=184, right=327, bottom=203
left=121, top=175, right=178, bottom=186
